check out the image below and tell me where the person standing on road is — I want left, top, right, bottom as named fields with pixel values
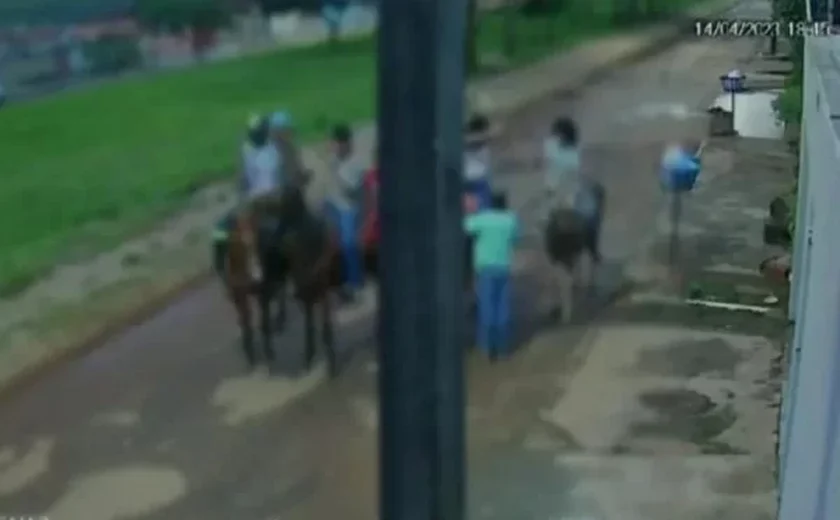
left=325, top=123, right=366, bottom=301
left=464, top=114, right=495, bottom=212
left=465, top=191, right=519, bottom=360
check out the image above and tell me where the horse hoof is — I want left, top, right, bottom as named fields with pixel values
left=327, top=356, right=339, bottom=377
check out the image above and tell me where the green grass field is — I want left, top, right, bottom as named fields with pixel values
left=0, top=3, right=699, bottom=295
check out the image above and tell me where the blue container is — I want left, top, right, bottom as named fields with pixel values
left=661, top=155, right=701, bottom=193
left=720, top=73, right=746, bottom=93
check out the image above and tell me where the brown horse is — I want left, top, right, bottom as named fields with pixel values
left=276, top=186, right=383, bottom=375
left=218, top=185, right=379, bottom=377
left=543, top=180, right=605, bottom=323
left=217, top=201, right=290, bottom=372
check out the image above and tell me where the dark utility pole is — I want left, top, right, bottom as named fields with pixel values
left=377, top=0, right=468, bottom=518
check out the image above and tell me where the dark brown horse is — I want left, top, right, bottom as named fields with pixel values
left=217, top=185, right=379, bottom=377
left=543, top=180, right=605, bottom=323
left=271, top=186, right=340, bottom=375
left=216, top=201, right=290, bottom=372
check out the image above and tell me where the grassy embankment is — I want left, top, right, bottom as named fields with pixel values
left=0, top=0, right=702, bottom=296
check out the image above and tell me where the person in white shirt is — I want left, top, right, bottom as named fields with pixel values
left=325, top=123, right=366, bottom=299
left=542, top=116, right=604, bottom=262
left=240, top=115, right=282, bottom=201
left=464, top=114, right=494, bottom=211
left=542, top=116, right=582, bottom=205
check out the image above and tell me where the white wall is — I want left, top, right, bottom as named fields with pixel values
left=778, top=35, right=840, bottom=520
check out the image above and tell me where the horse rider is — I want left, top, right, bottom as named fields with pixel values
left=240, top=114, right=283, bottom=202
left=325, top=123, right=367, bottom=301
left=542, top=116, right=582, bottom=212
left=464, top=114, right=494, bottom=212
left=543, top=116, right=603, bottom=262
left=213, top=114, right=285, bottom=278
left=268, top=110, right=311, bottom=188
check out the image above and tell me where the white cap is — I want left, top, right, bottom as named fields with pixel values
left=247, top=113, right=262, bottom=129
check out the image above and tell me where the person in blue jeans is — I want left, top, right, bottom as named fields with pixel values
left=325, top=123, right=366, bottom=301
left=464, top=192, right=519, bottom=360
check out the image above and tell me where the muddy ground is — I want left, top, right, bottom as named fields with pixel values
left=0, top=1, right=792, bottom=518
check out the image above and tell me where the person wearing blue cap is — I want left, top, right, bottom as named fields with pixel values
left=269, top=110, right=311, bottom=188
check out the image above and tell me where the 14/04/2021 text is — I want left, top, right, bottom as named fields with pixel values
left=694, top=19, right=833, bottom=38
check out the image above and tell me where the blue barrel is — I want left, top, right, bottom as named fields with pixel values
left=720, top=73, right=746, bottom=93
left=660, top=153, right=701, bottom=193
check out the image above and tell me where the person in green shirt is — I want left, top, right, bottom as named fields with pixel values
left=464, top=191, right=519, bottom=359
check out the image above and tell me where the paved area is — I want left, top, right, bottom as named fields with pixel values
left=0, top=4, right=788, bottom=518
left=0, top=0, right=741, bottom=389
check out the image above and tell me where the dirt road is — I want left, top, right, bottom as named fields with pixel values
left=0, top=7, right=782, bottom=518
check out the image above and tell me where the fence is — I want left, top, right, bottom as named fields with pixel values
left=0, top=4, right=379, bottom=103
left=778, top=34, right=840, bottom=520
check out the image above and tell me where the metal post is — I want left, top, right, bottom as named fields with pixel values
left=377, top=0, right=468, bottom=518
left=730, top=89, right=736, bottom=125
left=668, top=191, right=682, bottom=267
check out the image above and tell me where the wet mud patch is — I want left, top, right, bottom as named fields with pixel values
left=468, top=449, right=578, bottom=520
left=635, top=337, right=743, bottom=378
left=606, top=300, right=786, bottom=337
left=648, top=231, right=750, bottom=271
left=707, top=462, right=776, bottom=495
left=630, top=388, right=738, bottom=446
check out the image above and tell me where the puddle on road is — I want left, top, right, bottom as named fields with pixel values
left=469, top=449, right=583, bottom=520
left=709, top=91, right=784, bottom=139
left=635, top=337, right=743, bottom=378
left=640, top=387, right=714, bottom=415
left=630, top=388, right=738, bottom=448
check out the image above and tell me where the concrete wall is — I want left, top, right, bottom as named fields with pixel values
left=778, top=35, right=840, bottom=520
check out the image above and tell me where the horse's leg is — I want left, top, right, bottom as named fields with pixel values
left=320, top=290, right=337, bottom=377
left=554, top=263, right=575, bottom=324
left=583, top=222, right=601, bottom=291
left=258, top=281, right=277, bottom=368
left=303, top=300, right=317, bottom=371
left=232, top=289, right=257, bottom=369
left=275, top=274, right=288, bottom=331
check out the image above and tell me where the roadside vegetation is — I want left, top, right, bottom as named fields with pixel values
left=0, top=0, right=705, bottom=296
left=770, top=0, right=804, bottom=240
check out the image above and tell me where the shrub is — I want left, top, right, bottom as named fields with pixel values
left=84, top=34, right=143, bottom=74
